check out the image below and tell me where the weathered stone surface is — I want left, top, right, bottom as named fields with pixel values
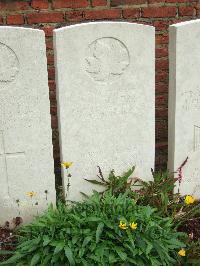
left=168, top=20, right=200, bottom=198
left=54, top=22, right=155, bottom=201
left=0, top=27, right=56, bottom=225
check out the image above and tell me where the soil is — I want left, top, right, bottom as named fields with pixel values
left=0, top=217, right=22, bottom=262
left=0, top=226, right=16, bottom=262
left=178, top=217, right=200, bottom=242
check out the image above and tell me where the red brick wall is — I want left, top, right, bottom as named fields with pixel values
left=1, top=0, right=199, bottom=177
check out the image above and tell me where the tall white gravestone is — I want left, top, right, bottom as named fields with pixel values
left=0, top=27, right=56, bottom=224
left=168, top=20, right=200, bottom=198
left=54, top=22, right=155, bottom=201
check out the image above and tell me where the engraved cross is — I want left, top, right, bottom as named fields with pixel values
left=0, top=131, right=25, bottom=195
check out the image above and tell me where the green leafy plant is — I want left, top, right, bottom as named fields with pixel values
left=86, top=166, right=200, bottom=223
left=1, top=192, right=185, bottom=266
left=86, top=166, right=179, bottom=215
left=132, top=170, right=178, bottom=216
left=85, top=165, right=200, bottom=264
left=85, top=166, right=178, bottom=216
left=184, top=240, right=200, bottom=265
left=84, top=166, right=137, bottom=197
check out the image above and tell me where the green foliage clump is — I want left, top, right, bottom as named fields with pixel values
left=2, top=192, right=185, bottom=266
left=84, top=166, right=136, bottom=197
left=182, top=240, right=200, bottom=266
left=85, top=166, right=200, bottom=265
left=86, top=166, right=200, bottom=223
left=85, top=166, right=179, bottom=217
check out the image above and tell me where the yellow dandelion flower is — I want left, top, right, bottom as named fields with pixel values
left=130, top=222, right=137, bottom=230
left=26, top=191, right=37, bottom=198
left=61, top=162, right=73, bottom=169
left=119, top=221, right=128, bottom=230
left=178, top=249, right=186, bottom=257
left=184, top=195, right=195, bottom=205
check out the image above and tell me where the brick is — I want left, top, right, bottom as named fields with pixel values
left=91, top=0, right=107, bottom=6
left=155, top=142, right=167, bottom=151
left=156, top=141, right=168, bottom=148
left=7, top=1, right=29, bottom=10
left=52, top=152, right=59, bottom=162
left=155, top=148, right=168, bottom=163
left=0, top=3, right=6, bottom=10
left=153, top=20, right=169, bottom=30
left=49, top=90, right=56, bottom=100
left=170, top=18, right=188, bottom=24
left=138, top=20, right=153, bottom=26
left=148, top=0, right=165, bottom=3
left=53, top=149, right=60, bottom=161
left=197, top=5, right=200, bottom=16
left=156, top=83, right=168, bottom=93
left=156, top=72, right=168, bottom=83
left=47, top=54, right=54, bottom=65
left=155, top=107, right=168, bottom=118
left=27, top=12, right=64, bottom=24
left=50, top=102, right=57, bottom=108
left=156, top=34, right=169, bottom=45
left=50, top=106, right=57, bottom=116
left=179, top=6, right=194, bottom=16
left=122, top=8, right=140, bottom=18
left=156, top=140, right=168, bottom=149
left=0, top=16, right=3, bottom=25
left=53, top=0, right=88, bottom=8
left=156, top=47, right=168, bottom=58
left=156, top=59, right=169, bottom=70
left=7, top=14, right=24, bottom=25
left=51, top=116, right=58, bottom=129
left=31, top=0, right=49, bottom=9
left=111, top=0, right=146, bottom=6
left=17, top=1, right=30, bottom=10
left=156, top=122, right=168, bottom=140
left=155, top=151, right=167, bottom=168
left=42, top=26, right=54, bottom=37
left=66, top=11, right=84, bottom=21
left=142, top=7, right=177, bottom=18
left=49, top=80, right=56, bottom=91
left=48, top=68, right=55, bottom=80
left=155, top=142, right=168, bottom=150
left=84, top=9, right=121, bottom=19
left=46, top=39, right=53, bottom=50
left=155, top=156, right=167, bottom=170
left=156, top=94, right=168, bottom=106
left=166, top=0, right=186, bottom=2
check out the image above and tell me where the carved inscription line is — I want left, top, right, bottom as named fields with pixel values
left=194, top=125, right=200, bottom=152
left=0, top=131, right=24, bottom=197
left=181, top=90, right=200, bottom=111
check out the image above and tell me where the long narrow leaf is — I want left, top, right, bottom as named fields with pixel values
left=96, top=222, right=104, bottom=243
left=64, top=246, right=75, bottom=266
left=30, top=253, right=40, bottom=266
left=84, top=179, right=105, bottom=186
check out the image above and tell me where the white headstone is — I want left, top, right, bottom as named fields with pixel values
left=0, top=27, right=56, bottom=225
left=54, top=22, right=155, bottom=201
left=168, top=19, right=200, bottom=198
